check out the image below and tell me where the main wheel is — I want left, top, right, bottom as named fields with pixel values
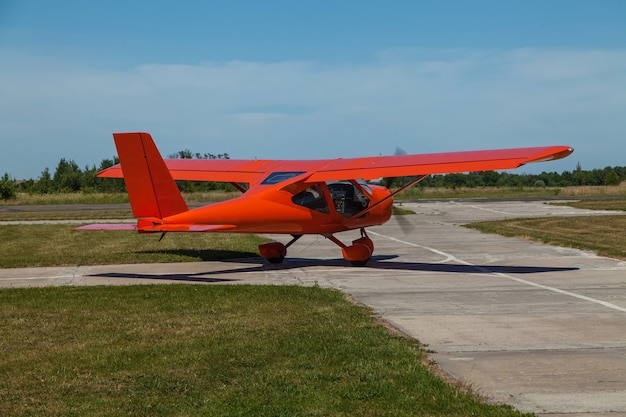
left=258, top=242, right=287, bottom=264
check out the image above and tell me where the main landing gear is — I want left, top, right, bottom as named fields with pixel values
left=257, top=228, right=374, bottom=266
left=258, top=234, right=302, bottom=264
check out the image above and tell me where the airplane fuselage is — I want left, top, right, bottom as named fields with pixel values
left=164, top=181, right=393, bottom=235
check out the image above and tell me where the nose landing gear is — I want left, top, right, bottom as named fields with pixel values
left=327, top=228, right=374, bottom=266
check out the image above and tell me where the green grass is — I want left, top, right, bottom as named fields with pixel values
left=0, top=225, right=269, bottom=268
left=0, top=285, right=531, bottom=417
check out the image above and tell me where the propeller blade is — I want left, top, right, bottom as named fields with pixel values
left=384, top=147, right=408, bottom=189
left=395, top=212, right=415, bottom=234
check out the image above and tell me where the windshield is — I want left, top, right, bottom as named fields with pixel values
left=326, top=181, right=370, bottom=218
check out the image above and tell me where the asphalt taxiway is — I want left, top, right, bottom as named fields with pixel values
left=1, top=200, right=625, bottom=416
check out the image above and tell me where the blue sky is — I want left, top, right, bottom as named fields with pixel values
left=1, top=1, right=625, bottom=179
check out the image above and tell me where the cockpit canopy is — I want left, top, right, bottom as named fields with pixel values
left=292, top=181, right=371, bottom=218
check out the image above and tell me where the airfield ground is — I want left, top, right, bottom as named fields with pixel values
left=1, top=200, right=625, bottom=416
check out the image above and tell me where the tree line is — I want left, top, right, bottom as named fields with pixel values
left=1, top=153, right=625, bottom=200
left=0, top=151, right=236, bottom=199
left=411, top=164, right=625, bottom=189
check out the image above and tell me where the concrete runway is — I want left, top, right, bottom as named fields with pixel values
left=1, top=200, right=625, bottom=416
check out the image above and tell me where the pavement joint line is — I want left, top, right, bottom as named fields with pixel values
left=432, top=342, right=626, bottom=353
left=449, top=201, right=518, bottom=216
left=369, top=230, right=626, bottom=314
left=484, top=270, right=626, bottom=313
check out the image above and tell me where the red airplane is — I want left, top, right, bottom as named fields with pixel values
left=77, top=132, right=573, bottom=265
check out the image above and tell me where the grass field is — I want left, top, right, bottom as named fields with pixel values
left=0, top=225, right=269, bottom=268
left=1, top=194, right=623, bottom=415
left=0, top=285, right=531, bottom=417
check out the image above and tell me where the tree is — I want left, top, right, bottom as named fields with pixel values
left=604, top=169, right=620, bottom=186
left=34, top=168, right=53, bottom=194
left=168, top=149, right=234, bottom=192
left=94, top=157, right=125, bottom=192
left=169, top=149, right=194, bottom=159
left=168, top=149, right=230, bottom=160
left=52, top=158, right=82, bottom=192
left=0, top=173, right=16, bottom=200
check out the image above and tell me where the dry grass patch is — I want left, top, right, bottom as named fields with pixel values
left=467, top=215, right=626, bottom=260
left=397, top=183, right=626, bottom=200
left=550, top=198, right=626, bottom=211
left=0, top=210, right=133, bottom=221
left=1, top=191, right=240, bottom=206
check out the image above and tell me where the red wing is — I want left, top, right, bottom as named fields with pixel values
left=98, top=145, right=573, bottom=183
left=98, top=159, right=326, bottom=183
left=306, top=146, right=573, bottom=182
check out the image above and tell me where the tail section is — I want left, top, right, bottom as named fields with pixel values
left=113, top=132, right=188, bottom=219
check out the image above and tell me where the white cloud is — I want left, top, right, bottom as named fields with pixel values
left=1, top=47, right=625, bottom=178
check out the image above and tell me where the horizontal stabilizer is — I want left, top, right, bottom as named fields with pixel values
left=139, top=224, right=236, bottom=232
left=75, top=223, right=235, bottom=232
left=75, top=224, right=137, bottom=231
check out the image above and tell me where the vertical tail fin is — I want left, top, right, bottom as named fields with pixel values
left=113, top=132, right=188, bottom=218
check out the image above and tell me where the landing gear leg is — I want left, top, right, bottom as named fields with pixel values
left=326, top=228, right=374, bottom=266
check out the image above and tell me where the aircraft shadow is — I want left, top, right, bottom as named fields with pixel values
left=88, top=255, right=578, bottom=284
left=89, top=272, right=238, bottom=284
left=229, top=256, right=579, bottom=274
left=133, top=248, right=259, bottom=262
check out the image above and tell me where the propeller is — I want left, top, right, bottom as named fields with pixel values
left=392, top=204, right=416, bottom=235
left=383, top=147, right=407, bottom=189
left=384, top=147, right=416, bottom=234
